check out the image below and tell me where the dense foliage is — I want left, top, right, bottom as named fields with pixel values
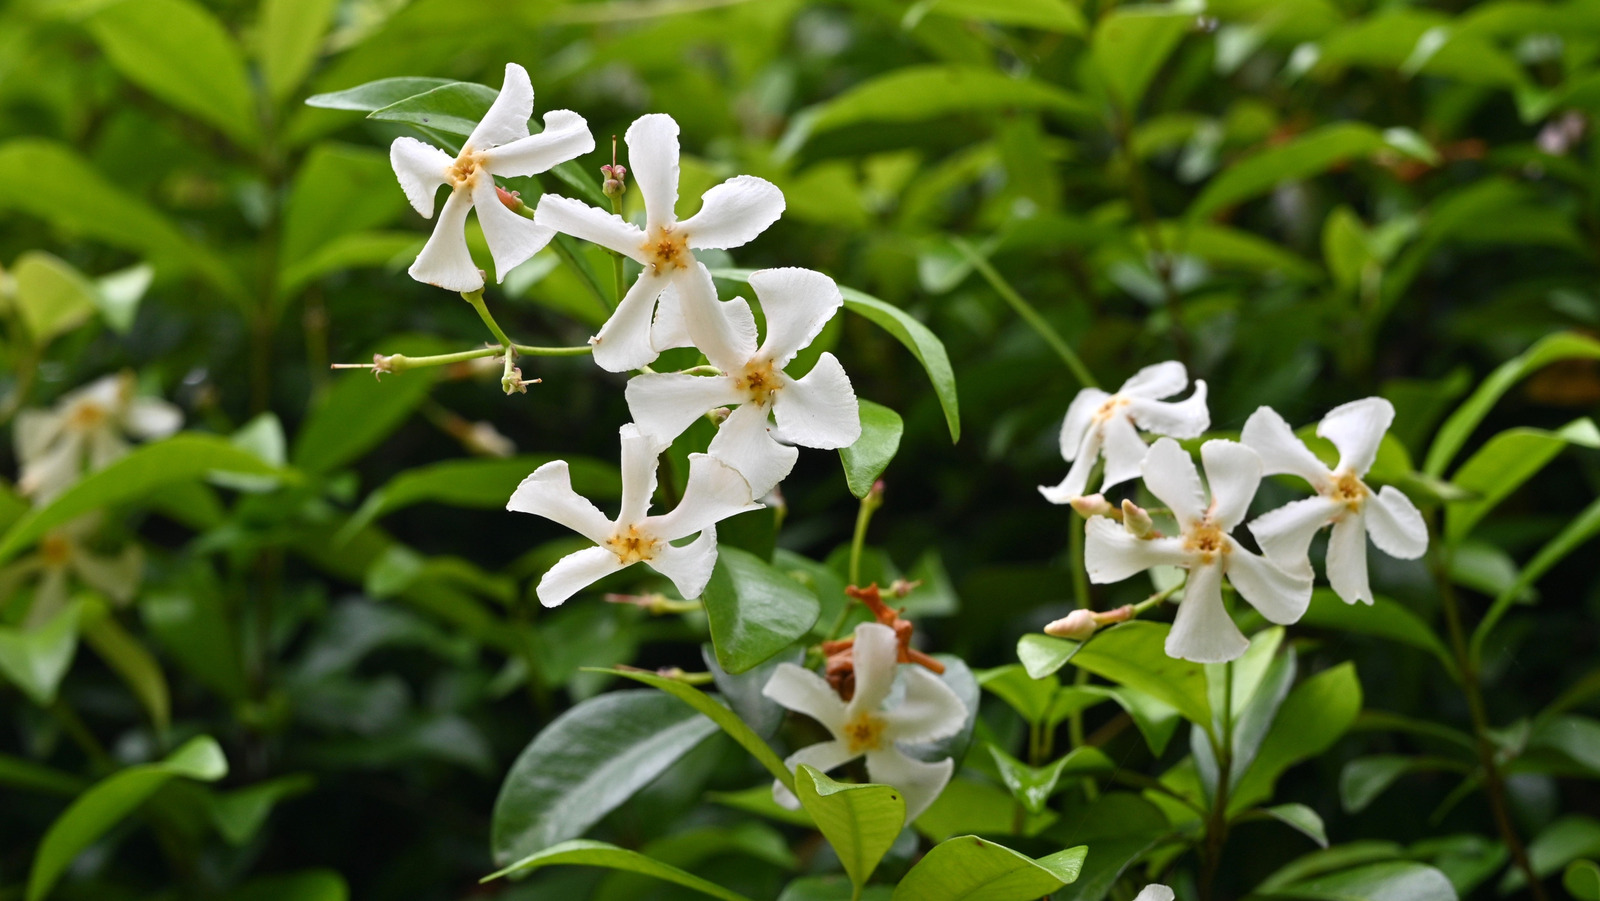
left=3, top=1, right=1600, bottom=900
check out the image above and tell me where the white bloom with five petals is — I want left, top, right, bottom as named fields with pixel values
left=506, top=424, right=761, bottom=606
left=16, top=373, right=182, bottom=503
left=390, top=63, right=594, bottom=293
left=1085, top=438, right=1313, bottom=663
left=534, top=113, right=785, bottom=372
left=1041, top=361, right=1210, bottom=504
left=624, top=268, right=860, bottom=496
left=1242, top=398, right=1428, bottom=605
left=762, top=622, right=967, bottom=822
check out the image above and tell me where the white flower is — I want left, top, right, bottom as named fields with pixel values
left=1040, top=361, right=1209, bottom=504
left=505, top=424, right=761, bottom=606
left=1242, top=398, right=1428, bottom=605
left=533, top=113, right=785, bottom=372
left=762, top=621, right=967, bottom=822
left=1085, top=438, right=1312, bottom=663
left=16, top=373, right=182, bottom=503
left=1135, top=887, right=1176, bottom=901
left=390, top=63, right=594, bottom=293
left=0, top=515, right=141, bottom=628
left=624, top=268, right=860, bottom=496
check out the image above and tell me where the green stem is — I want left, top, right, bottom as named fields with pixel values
left=609, top=194, right=629, bottom=307
left=513, top=343, right=595, bottom=357
left=825, top=489, right=886, bottom=642
left=463, top=289, right=514, bottom=348
left=951, top=237, right=1097, bottom=389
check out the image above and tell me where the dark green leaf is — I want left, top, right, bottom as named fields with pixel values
left=1232, top=663, right=1363, bottom=812
left=484, top=839, right=755, bottom=901
left=368, top=82, right=498, bottom=137
left=701, top=546, right=820, bottom=674
left=1259, top=803, right=1330, bottom=848
left=1566, top=860, right=1600, bottom=901
left=840, top=399, right=903, bottom=498
left=1070, top=621, right=1212, bottom=728
left=1189, top=124, right=1390, bottom=221
left=1262, top=860, right=1458, bottom=901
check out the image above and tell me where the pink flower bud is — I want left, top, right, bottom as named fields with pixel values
left=495, top=186, right=524, bottom=212
left=1069, top=493, right=1114, bottom=519
left=1044, top=609, right=1099, bottom=641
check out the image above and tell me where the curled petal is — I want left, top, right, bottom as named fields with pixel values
left=466, top=61, right=534, bottom=150
left=122, top=398, right=182, bottom=440
left=772, top=740, right=858, bottom=809
left=763, top=663, right=849, bottom=734
left=1059, top=388, right=1111, bottom=461
left=1142, top=438, right=1208, bottom=528
left=625, top=373, right=743, bottom=445
left=408, top=189, right=481, bottom=292
left=1040, top=429, right=1103, bottom=504
left=537, top=545, right=627, bottom=607
left=1128, top=380, right=1209, bottom=439
left=390, top=137, right=452, bottom=217
left=649, top=453, right=760, bottom=542
left=625, top=113, right=681, bottom=230
left=846, top=622, right=900, bottom=718
left=533, top=194, right=647, bottom=262
left=1118, top=360, right=1189, bottom=399
left=883, top=667, right=967, bottom=745
left=617, top=424, right=666, bottom=525
left=506, top=460, right=614, bottom=544
left=1318, top=396, right=1394, bottom=477
left=1325, top=515, right=1372, bottom=605
left=680, top=175, right=785, bottom=250
left=472, top=178, right=555, bottom=281
left=591, top=269, right=670, bottom=372
left=648, top=527, right=720, bottom=600
left=1242, top=406, right=1330, bottom=486
left=672, top=263, right=758, bottom=371
left=1084, top=516, right=1188, bottom=583
left=484, top=109, right=594, bottom=177
left=1248, top=495, right=1341, bottom=575
left=1165, top=561, right=1247, bottom=663
left=1366, top=486, right=1428, bottom=560
left=1200, top=440, right=1262, bottom=532
left=707, top=401, right=797, bottom=498
left=750, top=267, right=842, bottom=367
left=1100, top=414, right=1148, bottom=492
left=772, top=353, right=860, bottom=449
left=1226, top=541, right=1313, bottom=623
left=864, top=749, right=953, bottom=823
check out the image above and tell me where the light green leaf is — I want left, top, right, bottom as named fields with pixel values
left=368, top=81, right=499, bottom=137
left=1016, top=633, right=1082, bottom=679
left=1189, top=123, right=1389, bottom=220
left=484, top=839, right=755, bottom=901
left=1446, top=419, right=1600, bottom=541
left=259, top=0, right=338, bottom=103
left=27, top=736, right=228, bottom=901
left=803, top=65, right=1088, bottom=136
left=978, top=664, right=1059, bottom=726
left=1070, top=621, right=1211, bottom=728
left=0, top=602, right=81, bottom=706
left=988, top=744, right=1113, bottom=814
left=1232, top=662, right=1363, bottom=812
left=708, top=784, right=815, bottom=827
left=1566, top=860, right=1600, bottom=901
left=11, top=251, right=96, bottom=343
left=81, top=599, right=169, bottom=731
left=701, top=546, right=820, bottom=675
left=795, top=765, right=905, bottom=890
left=1261, top=860, right=1458, bottom=901
left=917, top=0, right=1086, bottom=33
left=306, top=77, right=457, bottom=111
left=1091, top=7, right=1194, bottom=114
left=891, top=836, right=1086, bottom=901
left=1259, top=803, right=1331, bottom=848
left=93, top=263, right=153, bottom=334
left=840, top=400, right=903, bottom=499
left=87, top=0, right=260, bottom=146
left=916, top=777, right=1058, bottom=841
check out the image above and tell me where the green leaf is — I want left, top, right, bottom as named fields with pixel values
left=209, top=774, right=316, bottom=846
left=1261, top=860, right=1458, bottom=901
left=977, top=664, right=1059, bottom=726
left=1472, top=493, right=1600, bottom=662
left=1259, top=803, right=1331, bottom=848
left=701, top=546, right=820, bottom=675
left=840, top=400, right=903, bottom=499
left=305, top=77, right=458, bottom=111
left=916, top=777, right=1058, bottom=841
left=602, top=666, right=796, bottom=793
left=1425, top=332, right=1600, bottom=478
left=142, top=582, right=248, bottom=701
left=1339, top=755, right=1441, bottom=814
left=294, top=341, right=443, bottom=474
left=891, top=836, right=1086, bottom=901
left=27, top=736, right=228, bottom=901
left=93, top=263, right=153, bottom=334
left=259, top=0, right=338, bottom=103
left=278, top=231, right=420, bottom=297
left=227, top=870, right=348, bottom=901
left=0, top=435, right=285, bottom=565
left=81, top=599, right=170, bottom=731
left=1294, top=590, right=1454, bottom=677
left=1016, top=633, right=1082, bottom=679
left=1189, top=124, right=1390, bottom=221
left=988, top=744, right=1113, bottom=814
left=484, top=839, right=755, bottom=901
left=794, top=765, right=905, bottom=890
left=801, top=65, right=1088, bottom=136
left=1090, top=7, right=1194, bottom=114
left=87, top=0, right=260, bottom=146
left=1528, top=716, right=1600, bottom=776
left=779, top=875, right=894, bottom=901
left=0, top=753, right=85, bottom=797
left=1446, top=419, right=1600, bottom=541
left=368, top=81, right=499, bottom=137
left=0, top=602, right=81, bottom=706
left=1070, top=621, right=1212, bottom=728
left=708, top=784, right=815, bottom=827
left=1232, top=662, right=1363, bottom=812
left=281, top=143, right=405, bottom=271
left=11, top=251, right=96, bottom=343
left=490, top=689, right=718, bottom=864
left=1566, top=860, right=1600, bottom=901
left=917, top=0, right=1085, bottom=33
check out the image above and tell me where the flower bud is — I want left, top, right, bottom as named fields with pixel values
left=1122, top=499, right=1155, bottom=537
left=1044, top=609, right=1099, bottom=641
left=601, top=163, right=627, bottom=198
left=1069, top=493, right=1115, bottom=519
left=495, top=185, right=525, bottom=213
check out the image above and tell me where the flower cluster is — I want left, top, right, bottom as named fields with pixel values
left=1041, top=363, right=1429, bottom=663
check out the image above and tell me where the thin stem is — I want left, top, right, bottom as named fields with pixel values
left=463, top=290, right=514, bottom=349
left=513, top=343, right=594, bottom=357
left=825, top=489, right=885, bottom=642
left=609, top=192, right=629, bottom=307
left=951, top=238, right=1098, bottom=389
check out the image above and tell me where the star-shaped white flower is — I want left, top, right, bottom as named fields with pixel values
left=763, top=622, right=967, bottom=822
left=0, top=514, right=141, bottom=628
left=624, top=268, right=860, bottom=496
left=1085, top=438, right=1313, bottom=663
left=390, top=63, right=594, bottom=293
left=16, top=373, right=182, bottom=503
left=534, top=113, right=785, bottom=372
left=1041, top=361, right=1210, bottom=504
left=506, top=424, right=761, bottom=606
left=1242, top=398, right=1428, bottom=605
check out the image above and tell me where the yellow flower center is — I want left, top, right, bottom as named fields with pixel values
left=641, top=225, right=691, bottom=271
left=733, top=359, right=782, bottom=405
left=447, top=148, right=489, bottom=190
left=604, top=524, right=660, bottom=565
left=1184, top=522, right=1229, bottom=565
left=1093, top=396, right=1130, bottom=423
left=1331, top=471, right=1368, bottom=512
left=842, top=712, right=888, bottom=753
left=66, top=401, right=108, bottom=431
left=39, top=534, right=72, bottom=566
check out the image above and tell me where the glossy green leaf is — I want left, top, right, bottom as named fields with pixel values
left=1052, top=792, right=1169, bottom=901
left=259, top=0, right=338, bottom=103
left=1189, top=123, right=1389, bottom=220
left=915, top=777, right=1058, bottom=841
left=591, top=823, right=796, bottom=901
left=484, top=839, right=755, bottom=901
left=368, top=81, right=498, bottom=137
left=1446, top=419, right=1600, bottom=541
left=1260, top=803, right=1331, bottom=848
left=702, top=546, right=820, bottom=674
left=490, top=689, right=718, bottom=864
left=305, top=77, right=457, bottom=111
left=1232, top=662, right=1363, bottom=812
left=0, top=602, right=81, bottom=706
left=1070, top=621, right=1211, bottom=728
left=88, top=0, right=260, bottom=146
left=977, top=664, right=1059, bottom=725
left=708, top=784, right=815, bottom=827
left=1566, top=860, right=1600, bottom=901
left=891, top=836, right=1086, bottom=901
left=1016, top=633, right=1082, bottom=679
left=81, top=599, right=170, bottom=731
left=1339, top=755, right=1438, bottom=814
left=1261, top=860, right=1458, bottom=901
left=28, top=736, right=228, bottom=901
left=11, top=251, right=96, bottom=343
left=1090, top=7, right=1193, bottom=114
left=1529, top=716, right=1600, bottom=776
left=840, top=399, right=903, bottom=498
left=795, top=765, right=905, bottom=890
left=988, top=744, right=1113, bottom=814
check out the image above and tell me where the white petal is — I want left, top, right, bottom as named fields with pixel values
left=506, top=460, right=615, bottom=544
left=1100, top=414, right=1148, bottom=491
left=1226, top=540, right=1313, bottom=623
left=1084, top=516, right=1188, bottom=583
left=882, top=667, right=966, bottom=745
left=1248, top=495, right=1341, bottom=575
left=846, top=622, right=901, bottom=718
left=1366, top=485, right=1428, bottom=559
left=1318, top=396, right=1394, bottom=477
left=472, top=178, right=555, bottom=281
left=88, top=428, right=130, bottom=471
left=1060, top=389, right=1111, bottom=461
left=680, top=175, right=785, bottom=250
left=590, top=269, right=670, bottom=372
left=1134, top=886, right=1176, bottom=901
left=625, top=373, right=742, bottom=444
left=70, top=545, right=142, bottom=604
left=483, top=109, right=594, bottom=176
left=1325, top=515, right=1372, bottom=605
left=749, top=267, right=842, bottom=368
left=1128, top=380, right=1210, bottom=439
left=27, top=566, right=71, bottom=629
left=864, top=749, right=953, bottom=823
left=122, top=398, right=182, bottom=439
left=772, top=740, right=859, bottom=809
left=15, top=409, right=65, bottom=463
left=648, top=527, right=720, bottom=599
left=18, top=432, right=82, bottom=500
left=1039, top=430, right=1102, bottom=504
left=1241, top=406, right=1331, bottom=486
left=772, top=353, right=860, bottom=449
left=1165, top=561, right=1247, bottom=664
left=408, top=189, right=481, bottom=292
left=533, top=194, right=647, bottom=262
left=466, top=62, right=533, bottom=150
left=671, top=263, right=758, bottom=371
left=537, top=545, right=627, bottom=607
left=763, top=663, right=849, bottom=734
left=1118, top=360, right=1189, bottom=399
left=1200, top=440, right=1262, bottom=532
left=389, top=137, right=452, bottom=217
left=1142, top=438, right=1208, bottom=527
left=707, top=401, right=797, bottom=498
left=625, top=113, right=681, bottom=230
left=617, top=424, right=666, bottom=525
left=649, top=453, right=760, bottom=541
